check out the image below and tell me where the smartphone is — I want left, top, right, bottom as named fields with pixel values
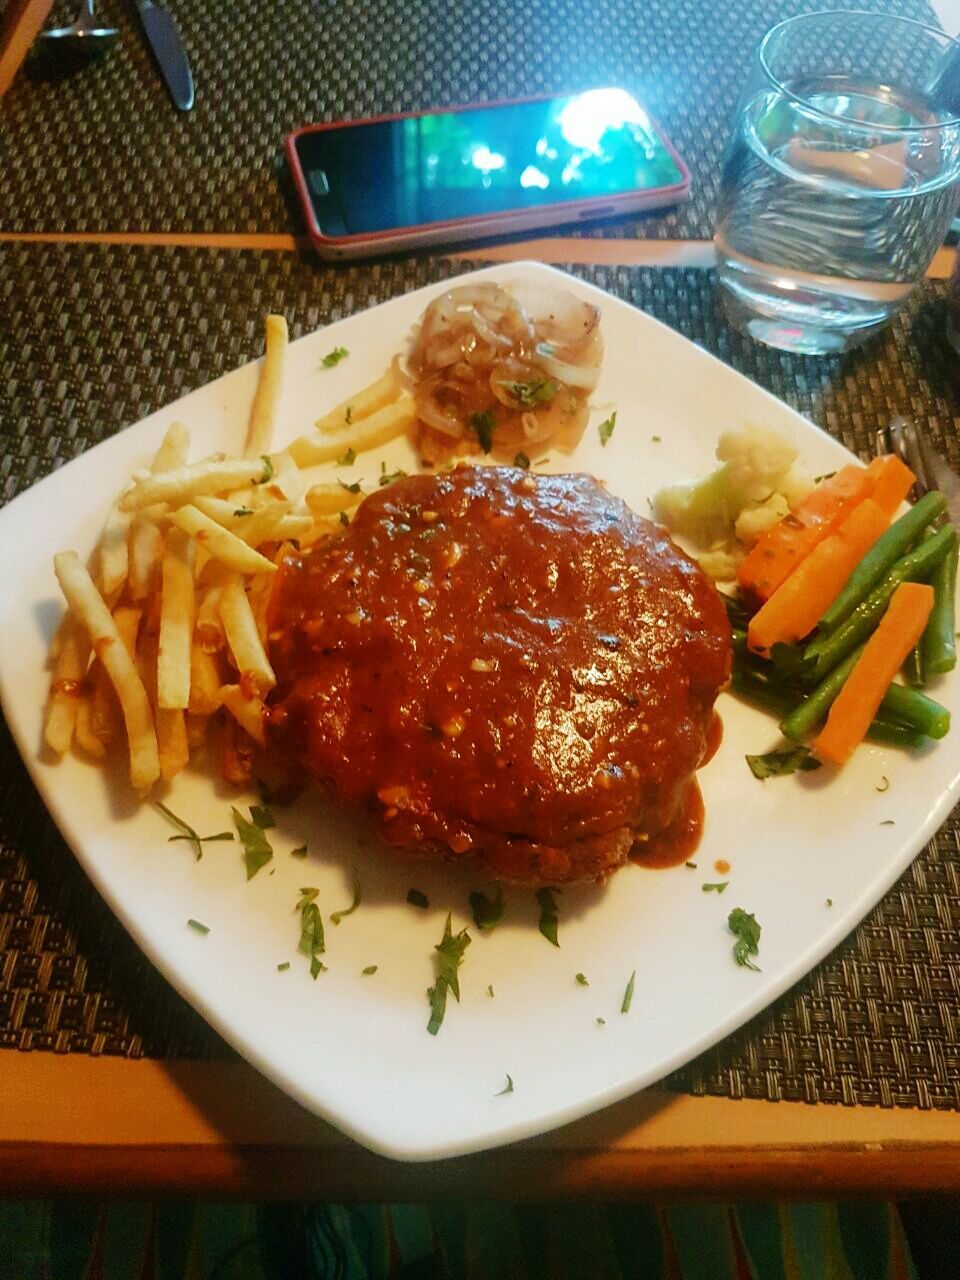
left=286, top=88, right=690, bottom=259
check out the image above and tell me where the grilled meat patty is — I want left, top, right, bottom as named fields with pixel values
left=267, top=466, right=731, bottom=885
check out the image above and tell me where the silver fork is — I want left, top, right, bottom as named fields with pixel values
left=876, top=417, right=960, bottom=530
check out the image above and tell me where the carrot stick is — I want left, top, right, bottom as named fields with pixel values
left=737, top=464, right=876, bottom=602
left=866, top=454, right=915, bottom=519
left=747, top=498, right=890, bottom=655
left=813, top=582, right=935, bottom=766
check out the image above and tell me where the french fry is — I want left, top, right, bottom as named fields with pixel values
left=193, top=496, right=302, bottom=547
left=44, top=617, right=91, bottom=755
left=91, top=605, right=142, bottom=748
left=244, top=314, right=288, bottom=459
left=305, top=482, right=364, bottom=517
left=315, top=369, right=398, bottom=433
left=74, top=694, right=107, bottom=759
left=167, top=505, right=277, bottom=576
left=157, top=527, right=196, bottom=710
left=192, top=495, right=249, bottom=528
left=185, top=713, right=209, bottom=752
left=219, top=683, right=267, bottom=746
left=196, top=586, right=226, bottom=653
left=151, top=421, right=190, bottom=472
left=128, top=517, right=164, bottom=601
left=288, top=394, right=415, bottom=467
left=119, top=458, right=271, bottom=512
left=189, top=643, right=224, bottom=716
left=220, top=714, right=255, bottom=786
left=52, top=552, right=159, bottom=791
left=219, top=576, right=276, bottom=694
left=97, top=498, right=132, bottom=599
left=157, top=708, right=190, bottom=781
left=270, top=450, right=307, bottom=503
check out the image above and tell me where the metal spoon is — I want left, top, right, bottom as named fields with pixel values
left=42, top=0, right=119, bottom=53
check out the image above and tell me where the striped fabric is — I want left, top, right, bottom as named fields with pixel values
left=0, top=1201, right=916, bottom=1279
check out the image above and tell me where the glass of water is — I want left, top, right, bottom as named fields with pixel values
left=715, top=11, right=960, bottom=354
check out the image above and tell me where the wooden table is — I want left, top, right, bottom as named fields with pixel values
left=2, top=228, right=959, bottom=1199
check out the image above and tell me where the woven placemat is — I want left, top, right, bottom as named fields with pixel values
left=0, top=0, right=937, bottom=241
left=2, top=240, right=960, bottom=1111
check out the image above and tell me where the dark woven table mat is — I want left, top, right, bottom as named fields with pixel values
left=1, top=0, right=937, bottom=241
left=2, top=240, right=960, bottom=1112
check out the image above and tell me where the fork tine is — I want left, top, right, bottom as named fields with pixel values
left=888, top=416, right=930, bottom=498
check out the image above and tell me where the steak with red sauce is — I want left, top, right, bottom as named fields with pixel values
left=266, top=466, right=731, bottom=885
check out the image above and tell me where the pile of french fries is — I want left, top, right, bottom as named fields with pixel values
left=45, top=315, right=418, bottom=794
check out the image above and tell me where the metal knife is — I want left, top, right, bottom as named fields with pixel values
left=918, top=432, right=960, bottom=534
left=135, top=0, right=194, bottom=111
left=888, top=416, right=960, bottom=532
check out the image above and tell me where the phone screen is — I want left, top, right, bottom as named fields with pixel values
left=295, top=89, right=684, bottom=236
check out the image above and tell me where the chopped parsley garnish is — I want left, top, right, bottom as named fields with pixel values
left=728, top=907, right=761, bottom=971
left=536, top=887, right=560, bottom=947
left=187, top=918, right=210, bottom=935
left=406, top=889, right=429, bottom=910
left=469, top=886, right=504, bottom=932
left=685, top=861, right=698, bottom=869
left=249, top=803, right=275, bottom=830
left=277, top=961, right=291, bottom=971
left=575, top=973, right=589, bottom=986
left=426, top=913, right=471, bottom=1036
left=290, top=845, right=308, bottom=859
left=297, top=887, right=326, bottom=978
left=322, top=346, right=349, bottom=368
left=876, top=776, right=890, bottom=793
left=501, top=379, right=557, bottom=408
left=257, top=777, right=304, bottom=807
left=495, top=1074, right=514, bottom=1096
left=469, top=410, right=495, bottom=453
left=514, top=451, right=531, bottom=470
left=362, top=965, right=378, bottom=976
left=621, top=970, right=636, bottom=1014
left=154, top=801, right=234, bottom=862
left=338, top=479, right=362, bottom=495
left=259, top=455, right=274, bottom=484
left=345, top=405, right=353, bottom=425
left=233, top=507, right=253, bottom=517
left=814, top=471, right=837, bottom=484
left=825, top=899, right=833, bottom=908
left=596, top=1016, right=606, bottom=1025
left=330, top=868, right=361, bottom=925
left=746, top=746, right=821, bottom=780
left=598, top=412, right=617, bottom=447
left=232, top=807, right=274, bottom=879
left=379, top=463, right=409, bottom=487
left=651, top=435, right=662, bottom=443
left=336, top=447, right=356, bottom=467
left=702, top=882, right=729, bottom=894
left=880, top=820, right=895, bottom=826
left=339, top=511, right=350, bottom=528
left=487, top=984, right=495, bottom=998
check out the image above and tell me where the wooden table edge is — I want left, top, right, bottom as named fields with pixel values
left=6, top=1053, right=960, bottom=1197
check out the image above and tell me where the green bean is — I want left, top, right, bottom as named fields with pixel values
left=865, top=720, right=926, bottom=749
left=881, top=682, right=950, bottom=739
left=818, top=492, right=946, bottom=633
left=782, top=644, right=950, bottom=742
left=902, top=643, right=925, bottom=688
left=921, top=538, right=958, bottom=676
left=730, top=668, right=801, bottom=717
left=803, top=525, right=957, bottom=683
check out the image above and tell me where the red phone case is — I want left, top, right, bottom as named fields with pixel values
left=285, top=93, right=691, bottom=260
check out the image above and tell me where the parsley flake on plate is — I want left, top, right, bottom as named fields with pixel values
left=728, top=907, right=761, bottom=971
left=322, top=346, right=349, bottom=368
left=249, top=803, right=275, bottom=830
left=598, top=412, right=617, bottom=447
left=187, top=918, right=210, bottom=935
left=232, top=807, right=273, bottom=879
left=621, top=970, right=636, bottom=1014
left=495, top=1074, right=514, bottom=1096
left=596, top=1016, right=606, bottom=1026
left=486, top=984, right=495, bottom=998
left=702, top=882, right=729, bottom=894
left=406, top=889, right=429, bottom=910
left=426, top=914, right=471, bottom=1036
left=336, top=447, right=356, bottom=467
left=330, top=868, right=362, bottom=925
left=154, top=801, right=233, bottom=862
left=536, top=887, right=560, bottom=947
left=362, top=965, right=378, bottom=976
left=338, top=479, right=362, bottom=495
left=575, top=973, right=589, bottom=986
left=259, top=455, right=274, bottom=484
left=746, top=745, right=821, bottom=780
left=469, top=886, right=504, bottom=932
left=297, top=887, right=326, bottom=979
left=277, top=961, right=291, bottom=972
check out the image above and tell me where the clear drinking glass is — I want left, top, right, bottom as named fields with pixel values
left=714, top=11, right=960, bottom=354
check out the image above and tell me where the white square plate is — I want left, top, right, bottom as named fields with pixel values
left=1, top=262, right=958, bottom=1161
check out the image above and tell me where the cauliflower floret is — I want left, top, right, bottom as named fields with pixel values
left=695, top=545, right=744, bottom=582
left=715, top=423, right=798, bottom=503
left=779, top=462, right=815, bottom=508
left=652, top=464, right=735, bottom=547
left=734, top=493, right=790, bottom=547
